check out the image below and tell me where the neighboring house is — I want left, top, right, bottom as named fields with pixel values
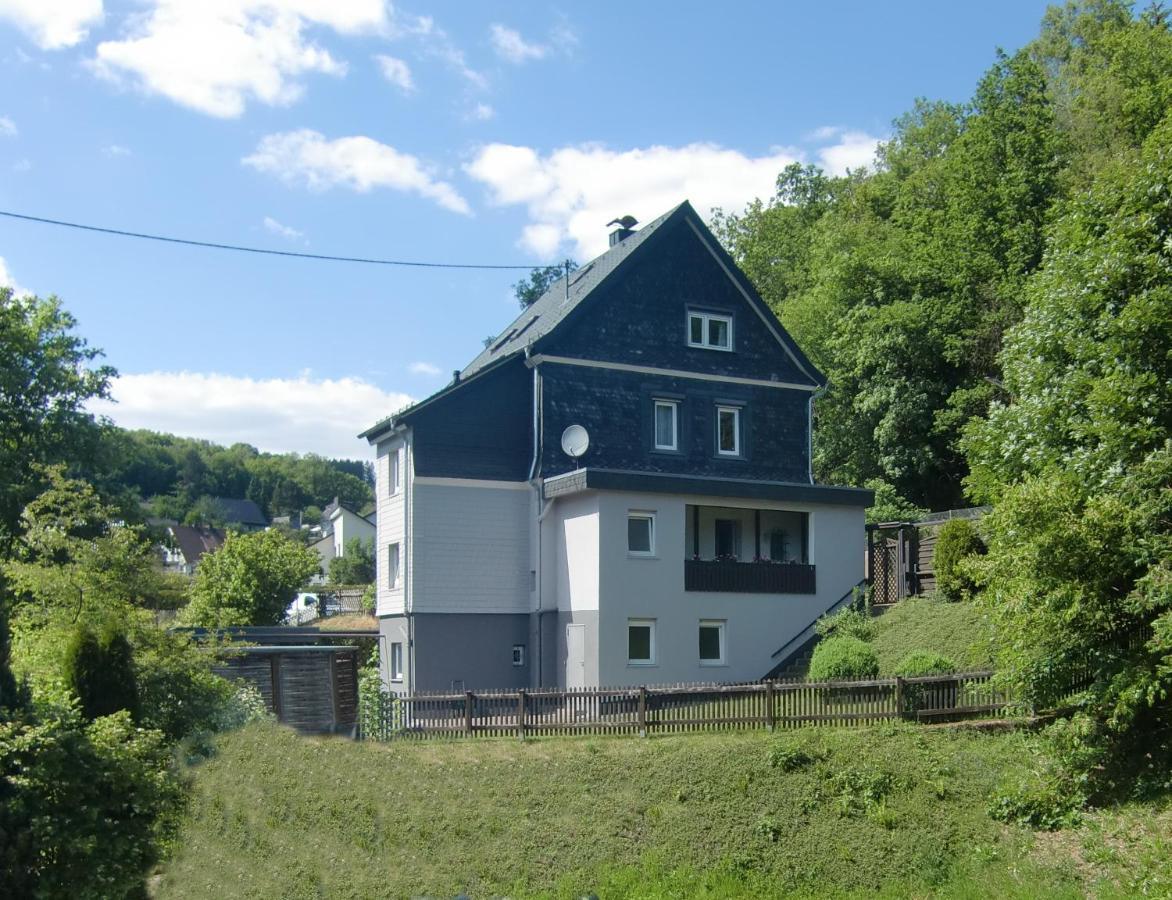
left=309, top=498, right=377, bottom=581
left=212, top=497, right=269, bottom=532
left=161, top=525, right=225, bottom=576
left=361, top=201, right=873, bottom=694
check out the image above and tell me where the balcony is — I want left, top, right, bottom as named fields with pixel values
left=684, top=559, right=816, bottom=594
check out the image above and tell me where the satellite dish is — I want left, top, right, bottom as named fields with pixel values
left=561, top=424, right=590, bottom=460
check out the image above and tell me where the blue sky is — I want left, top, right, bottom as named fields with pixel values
left=0, top=0, right=1053, bottom=459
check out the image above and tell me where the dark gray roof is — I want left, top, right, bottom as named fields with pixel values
left=169, top=525, right=226, bottom=565
left=212, top=497, right=268, bottom=526
left=460, top=202, right=685, bottom=379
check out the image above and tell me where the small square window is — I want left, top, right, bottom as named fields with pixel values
left=687, top=312, right=733, bottom=351
left=653, top=400, right=678, bottom=451
left=512, top=644, right=526, bottom=667
left=390, top=642, right=403, bottom=681
left=387, top=543, right=400, bottom=589
left=717, top=406, right=741, bottom=456
left=627, top=513, right=655, bottom=556
left=628, top=619, right=656, bottom=665
left=699, top=620, right=726, bottom=666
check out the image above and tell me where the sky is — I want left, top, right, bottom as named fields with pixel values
left=0, top=0, right=1054, bottom=460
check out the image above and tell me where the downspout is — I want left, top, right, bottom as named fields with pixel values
left=525, top=348, right=549, bottom=685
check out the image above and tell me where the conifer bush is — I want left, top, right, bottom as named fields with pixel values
left=64, top=623, right=139, bottom=721
left=933, top=519, right=985, bottom=602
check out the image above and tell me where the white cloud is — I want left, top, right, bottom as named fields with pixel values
left=0, top=115, right=17, bottom=137
left=375, top=53, right=414, bottom=93
left=467, top=102, right=494, bottom=122
left=813, top=127, right=881, bottom=176
left=465, top=141, right=805, bottom=259
left=243, top=129, right=471, bottom=215
left=11, top=158, right=31, bottom=172
left=102, top=142, right=131, bottom=156
left=407, top=361, right=440, bottom=376
left=0, top=255, right=30, bottom=298
left=489, top=24, right=547, bottom=63
left=0, top=0, right=103, bottom=50
left=263, top=216, right=305, bottom=242
left=90, top=371, right=412, bottom=459
left=91, top=0, right=391, bottom=118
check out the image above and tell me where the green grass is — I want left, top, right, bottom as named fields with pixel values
left=159, top=721, right=1080, bottom=899
left=869, top=597, right=994, bottom=675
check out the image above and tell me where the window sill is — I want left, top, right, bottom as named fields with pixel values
left=627, top=553, right=659, bottom=560
left=627, top=661, right=657, bottom=667
left=700, top=662, right=728, bottom=668
left=686, top=343, right=735, bottom=353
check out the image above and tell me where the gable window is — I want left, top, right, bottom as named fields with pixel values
left=653, top=400, right=678, bottom=451
left=627, top=618, right=656, bottom=665
left=688, top=311, right=733, bottom=351
left=699, top=620, right=726, bottom=666
left=627, top=512, right=655, bottom=556
left=716, top=405, right=741, bottom=456
left=389, top=642, right=403, bottom=681
left=387, top=543, right=400, bottom=589
left=388, top=450, right=400, bottom=496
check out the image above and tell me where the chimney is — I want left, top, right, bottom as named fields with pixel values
left=607, top=215, right=639, bottom=247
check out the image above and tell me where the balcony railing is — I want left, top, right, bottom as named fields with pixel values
left=684, top=559, right=816, bottom=594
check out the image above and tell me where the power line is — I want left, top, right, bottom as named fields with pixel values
left=0, top=209, right=542, bottom=270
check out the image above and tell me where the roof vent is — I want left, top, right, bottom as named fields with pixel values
left=607, top=215, right=638, bottom=247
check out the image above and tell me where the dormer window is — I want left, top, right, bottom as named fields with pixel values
left=688, top=311, right=733, bottom=351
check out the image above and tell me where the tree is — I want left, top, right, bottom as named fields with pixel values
left=328, top=537, right=375, bottom=585
left=184, top=529, right=320, bottom=627
left=513, top=261, right=577, bottom=308
left=64, top=623, right=139, bottom=721
left=0, top=291, right=114, bottom=551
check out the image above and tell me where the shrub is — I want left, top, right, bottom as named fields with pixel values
left=894, top=651, right=957, bottom=677
left=132, top=628, right=240, bottom=742
left=815, top=606, right=875, bottom=642
left=808, top=636, right=879, bottom=681
left=933, top=519, right=985, bottom=601
left=64, top=623, right=139, bottom=721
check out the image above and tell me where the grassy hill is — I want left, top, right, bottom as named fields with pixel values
left=153, top=720, right=1159, bottom=899
left=869, top=597, right=995, bottom=674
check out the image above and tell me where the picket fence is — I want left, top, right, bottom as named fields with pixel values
left=357, top=670, right=1016, bottom=742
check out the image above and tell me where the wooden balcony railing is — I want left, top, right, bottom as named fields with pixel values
left=684, top=560, right=816, bottom=594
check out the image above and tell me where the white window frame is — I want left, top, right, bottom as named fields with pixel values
left=687, top=311, right=734, bottom=351
left=627, top=618, right=657, bottom=666
left=716, top=405, right=741, bottom=456
left=389, top=642, right=403, bottom=682
left=627, top=511, right=656, bottom=557
left=387, top=542, right=400, bottom=590
left=388, top=450, right=400, bottom=496
left=512, top=644, right=525, bottom=667
left=653, top=399, right=678, bottom=451
left=698, top=620, right=727, bottom=667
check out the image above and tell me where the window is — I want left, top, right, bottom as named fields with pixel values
left=687, top=311, right=733, bottom=350
left=715, top=519, right=741, bottom=559
left=699, top=620, right=726, bottom=666
left=387, top=543, right=400, bottom=589
left=769, top=528, right=789, bottom=563
left=390, top=642, right=403, bottom=681
left=628, top=619, right=656, bottom=665
left=627, top=512, right=655, bottom=556
left=653, top=400, right=678, bottom=451
left=388, top=450, right=400, bottom=495
left=716, top=405, right=741, bottom=456
left=512, top=644, right=526, bottom=667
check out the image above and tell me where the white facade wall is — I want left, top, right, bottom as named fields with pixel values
left=375, top=435, right=408, bottom=617
left=410, top=479, right=531, bottom=614
left=549, top=489, right=864, bottom=686
left=331, top=507, right=376, bottom=558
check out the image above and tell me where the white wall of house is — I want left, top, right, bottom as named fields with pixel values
left=331, top=506, right=375, bottom=558
left=375, top=434, right=408, bottom=617
left=547, top=489, right=864, bottom=687
left=409, top=478, right=530, bottom=614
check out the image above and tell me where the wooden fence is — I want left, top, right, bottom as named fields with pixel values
left=358, top=670, right=1013, bottom=742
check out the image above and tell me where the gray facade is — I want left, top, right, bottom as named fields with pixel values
left=382, top=612, right=531, bottom=693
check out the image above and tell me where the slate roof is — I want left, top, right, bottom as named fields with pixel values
left=170, top=525, right=226, bottom=565
left=360, top=199, right=823, bottom=441
left=212, top=497, right=268, bottom=526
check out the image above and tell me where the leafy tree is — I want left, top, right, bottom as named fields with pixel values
left=0, top=290, right=114, bottom=551
left=328, top=537, right=375, bottom=585
left=184, top=494, right=227, bottom=527
left=513, top=261, right=578, bottom=308
left=184, top=529, right=320, bottom=627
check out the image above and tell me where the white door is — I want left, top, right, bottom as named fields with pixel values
left=565, top=624, right=586, bottom=689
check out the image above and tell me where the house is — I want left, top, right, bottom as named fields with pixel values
left=161, top=525, right=226, bottom=576
left=309, top=497, right=377, bottom=579
left=211, top=497, right=268, bottom=532
left=360, top=201, right=872, bottom=694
